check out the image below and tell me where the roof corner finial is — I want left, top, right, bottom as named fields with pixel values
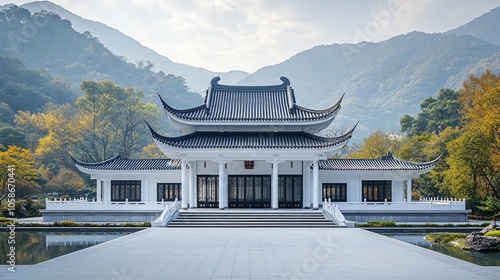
left=280, top=76, right=290, bottom=86
left=210, top=76, right=221, bottom=86
left=206, top=77, right=220, bottom=113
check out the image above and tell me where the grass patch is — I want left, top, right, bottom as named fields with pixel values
left=485, top=230, right=500, bottom=237
left=425, top=232, right=467, bottom=245
left=0, top=217, right=11, bottom=222
left=359, top=220, right=396, bottom=227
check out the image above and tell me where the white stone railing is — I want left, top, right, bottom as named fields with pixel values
left=152, top=198, right=180, bottom=227
left=322, top=199, right=347, bottom=227
left=334, top=197, right=466, bottom=211
left=45, top=197, right=171, bottom=211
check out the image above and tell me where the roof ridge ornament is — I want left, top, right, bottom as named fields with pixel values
left=205, top=76, right=220, bottom=115
left=281, top=76, right=295, bottom=113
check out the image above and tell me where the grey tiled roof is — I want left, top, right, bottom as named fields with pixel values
left=319, top=153, right=440, bottom=171
left=72, top=155, right=180, bottom=171
left=160, top=76, right=342, bottom=122
left=149, top=127, right=354, bottom=150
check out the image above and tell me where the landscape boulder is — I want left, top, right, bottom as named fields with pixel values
left=465, top=232, right=500, bottom=252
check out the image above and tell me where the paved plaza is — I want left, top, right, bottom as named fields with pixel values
left=3, top=227, right=500, bottom=279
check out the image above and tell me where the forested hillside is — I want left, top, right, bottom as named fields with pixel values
left=239, top=32, right=500, bottom=141
left=0, top=6, right=203, bottom=112
left=0, top=56, right=76, bottom=124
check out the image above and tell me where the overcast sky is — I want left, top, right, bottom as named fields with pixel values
left=4, top=0, right=500, bottom=73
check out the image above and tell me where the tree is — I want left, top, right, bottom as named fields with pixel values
left=0, top=145, right=40, bottom=208
left=141, top=143, right=168, bottom=159
left=0, top=126, right=27, bottom=148
left=45, top=169, right=86, bottom=195
left=16, top=80, right=160, bottom=163
left=459, top=70, right=500, bottom=176
left=442, top=71, right=500, bottom=213
left=400, top=88, right=461, bottom=137
left=478, top=196, right=500, bottom=228
left=347, top=130, right=405, bottom=159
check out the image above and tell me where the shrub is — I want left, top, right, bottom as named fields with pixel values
left=480, top=222, right=491, bottom=227
left=364, top=220, right=396, bottom=227
left=485, top=230, right=500, bottom=237
left=0, top=217, right=11, bottom=222
left=54, top=220, right=78, bottom=227
left=425, top=233, right=467, bottom=244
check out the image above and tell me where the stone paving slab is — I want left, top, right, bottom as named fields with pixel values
left=2, top=228, right=499, bottom=279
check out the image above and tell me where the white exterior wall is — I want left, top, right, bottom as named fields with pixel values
left=91, top=171, right=181, bottom=202
left=89, top=165, right=417, bottom=206
left=392, top=180, right=405, bottom=202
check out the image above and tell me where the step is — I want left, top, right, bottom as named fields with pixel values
left=167, top=211, right=338, bottom=228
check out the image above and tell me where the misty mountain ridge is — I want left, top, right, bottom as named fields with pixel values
left=20, top=1, right=249, bottom=93
left=237, top=30, right=500, bottom=141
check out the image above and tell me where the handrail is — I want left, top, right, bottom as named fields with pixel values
left=152, top=198, right=180, bottom=227
left=322, top=199, right=346, bottom=227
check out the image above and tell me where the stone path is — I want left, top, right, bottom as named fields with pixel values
left=2, top=228, right=499, bottom=279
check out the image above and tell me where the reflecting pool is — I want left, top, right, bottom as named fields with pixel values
left=0, top=231, right=131, bottom=264
left=389, top=233, right=500, bottom=266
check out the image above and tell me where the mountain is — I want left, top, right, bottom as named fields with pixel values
left=20, top=1, right=249, bottom=92
left=238, top=32, right=500, bottom=141
left=0, top=55, right=76, bottom=125
left=448, top=6, right=500, bottom=46
left=0, top=6, right=202, bottom=109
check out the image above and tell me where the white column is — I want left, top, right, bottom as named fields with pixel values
left=191, top=161, right=197, bottom=208
left=407, top=178, right=412, bottom=202
left=355, top=175, right=362, bottom=202
left=181, top=159, right=189, bottom=209
left=144, top=176, right=149, bottom=202
left=218, top=155, right=225, bottom=210
left=312, top=157, right=319, bottom=210
left=271, top=155, right=279, bottom=209
left=106, top=180, right=111, bottom=203
left=96, top=179, right=102, bottom=202
left=303, top=161, right=311, bottom=209
left=224, top=168, right=228, bottom=208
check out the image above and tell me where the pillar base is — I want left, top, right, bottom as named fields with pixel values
left=181, top=207, right=188, bottom=210
left=313, top=207, right=319, bottom=210
left=219, top=208, right=225, bottom=210
left=272, top=207, right=279, bottom=210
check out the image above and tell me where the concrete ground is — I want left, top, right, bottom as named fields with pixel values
left=2, top=228, right=499, bottom=279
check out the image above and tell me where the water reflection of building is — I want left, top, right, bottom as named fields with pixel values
left=45, top=233, right=126, bottom=247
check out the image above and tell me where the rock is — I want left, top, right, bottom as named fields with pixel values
left=479, top=224, right=496, bottom=234
left=465, top=232, right=500, bottom=252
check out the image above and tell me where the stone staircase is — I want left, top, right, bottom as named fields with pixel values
left=167, top=210, right=338, bottom=228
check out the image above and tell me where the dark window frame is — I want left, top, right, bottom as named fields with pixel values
left=362, top=180, right=392, bottom=202
left=322, top=183, right=347, bottom=202
left=111, top=180, right=141, bottom=202
left=157, top=183, right=181, bottom=201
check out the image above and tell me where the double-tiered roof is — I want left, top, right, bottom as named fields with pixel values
left=161, top=76, right=343, bottom=133
left=150, top=77, right=354, bottom=159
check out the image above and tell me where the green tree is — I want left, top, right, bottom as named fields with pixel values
left=0, top=126, right=27, bottom=148
left=478, top=196, right=500, bottom=227
left=400, top=88, right=461, bottom=137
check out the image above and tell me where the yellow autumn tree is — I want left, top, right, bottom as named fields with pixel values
left=443, top=70, right=500, bottom=211
left=347, top=130, right=406, bottom=159
left=0, top=145, right=40, bottom=207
